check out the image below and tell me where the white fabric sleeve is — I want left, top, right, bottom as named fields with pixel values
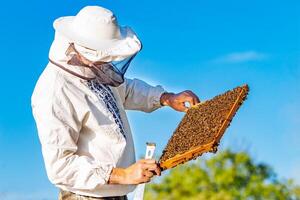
left=32, top=85, right=113, bottom=190
left=122, top=78, right=166, bottom=112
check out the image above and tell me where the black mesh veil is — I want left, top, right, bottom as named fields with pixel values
left=54, top=43, right=139, bottom=87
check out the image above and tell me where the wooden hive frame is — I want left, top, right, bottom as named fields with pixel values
left=159, top=85, right=249, bottom=170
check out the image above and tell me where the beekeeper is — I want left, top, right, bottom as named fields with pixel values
left=31, top=6, right=200, bottom=200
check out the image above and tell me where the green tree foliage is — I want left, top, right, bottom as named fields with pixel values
left=145, top=150, right=300, bottom=200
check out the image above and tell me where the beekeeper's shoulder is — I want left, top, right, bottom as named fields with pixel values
left=31, top=63, right=86, bottom=109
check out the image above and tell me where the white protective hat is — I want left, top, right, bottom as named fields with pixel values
left=53, top=6, right=142, bottom=62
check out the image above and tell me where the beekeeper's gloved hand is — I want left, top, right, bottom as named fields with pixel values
left=160, top=91, right=200, bottom=112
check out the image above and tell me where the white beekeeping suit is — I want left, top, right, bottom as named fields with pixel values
left=31, top=6, right=166, bottom=198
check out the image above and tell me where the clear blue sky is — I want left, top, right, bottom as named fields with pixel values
left=0, top=0, right=299, bottom=199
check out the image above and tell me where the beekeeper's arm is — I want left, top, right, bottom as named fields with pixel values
left=119, top=78, right=166, bottom=112
left=120, top=78, right=200, bottom=112
left=32, top=85, right=114, bottom=190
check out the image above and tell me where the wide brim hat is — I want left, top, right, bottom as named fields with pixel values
left=53, top=6, right=142, bottom=61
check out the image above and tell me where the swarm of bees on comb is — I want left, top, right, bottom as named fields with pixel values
left=158, top=84, right=249, bottom=170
